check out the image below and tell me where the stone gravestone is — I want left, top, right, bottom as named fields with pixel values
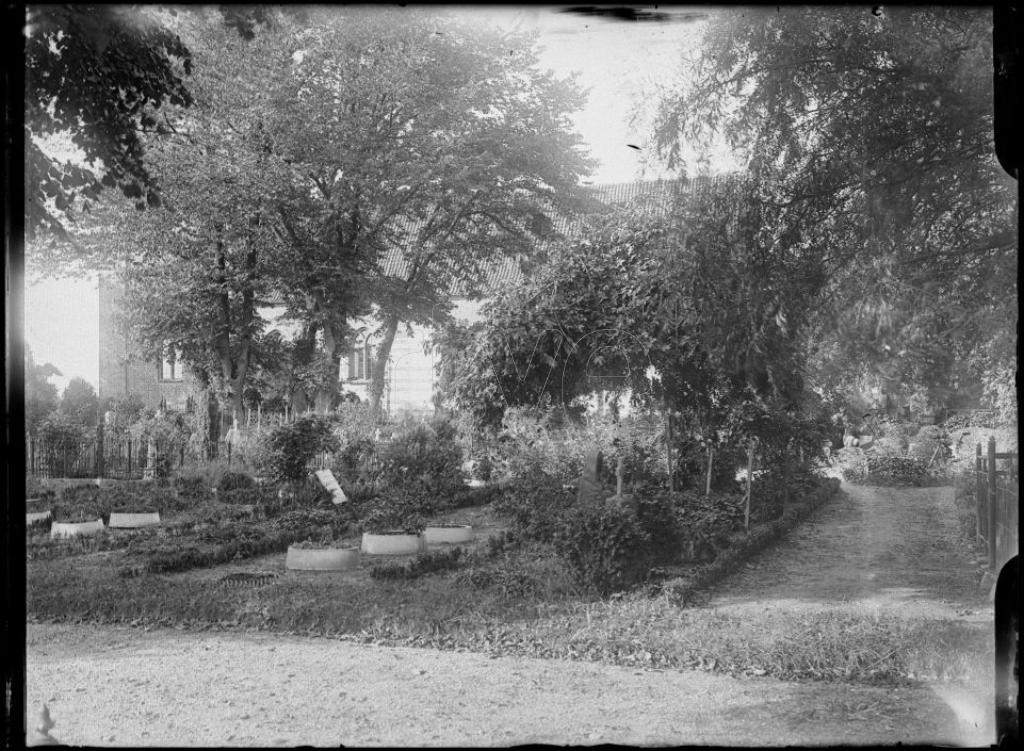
left=314, top=469, right=348, bottom=505
left=577, top=450, right=605, bottom=506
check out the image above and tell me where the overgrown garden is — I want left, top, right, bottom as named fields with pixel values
left=23, top=6, right=1013, bottom=692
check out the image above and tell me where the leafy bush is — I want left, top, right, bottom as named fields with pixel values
left=172, top=474, right=215, bottom=505
left=492, top=473, right=576, bottom=543
left=633, top=493, right=686, bottom=565
left=216, top=470, right=257, bottom=493
left=555, top=502, right=650, bottom=597
left=377, top=420, right=464, bottom=498
left=53, top=482, right=182, bottom=522
left=370, top=548, right=463, bottom=580
left=264, top=416, right=340, bottom=482
left=129, top=410, right=190, bottom=478
left=361, top=492, right=427, bottom=535
left=446, top=484, right=505, bottom=510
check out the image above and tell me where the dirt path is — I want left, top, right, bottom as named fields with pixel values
left=25, top=480, right=997, bottom=747
left=27, top=621, right=974, bottom=747
left=707, top=479, right=995, bottom=744
left=709, top=481, right=990, bottom=619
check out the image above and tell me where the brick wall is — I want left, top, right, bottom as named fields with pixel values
left=97, top=274, right=194, bottom=411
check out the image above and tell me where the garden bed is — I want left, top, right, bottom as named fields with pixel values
left=26, top=477, right=885, bottom=685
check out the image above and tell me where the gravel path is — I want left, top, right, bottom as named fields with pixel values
left=709, top=482, right=991, bottom=620
left=26, top=479, right=996, bottom=746
left=27, top=622, right=974, bottom=747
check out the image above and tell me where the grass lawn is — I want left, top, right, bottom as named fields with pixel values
left=27, top=481, right=991, bottom=689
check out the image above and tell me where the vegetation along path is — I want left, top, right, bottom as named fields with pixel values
left=27, top=481, right=996, bottom=746
left=707, top=478, right=995, bottom=743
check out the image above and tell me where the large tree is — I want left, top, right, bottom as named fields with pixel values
left=438, top=177, right=816, bottom=434
left=262, top=7, right=595, bottom=414
left=650, top=7, right=1017, bottom=417
left=34, top=8, right=594, bottom=420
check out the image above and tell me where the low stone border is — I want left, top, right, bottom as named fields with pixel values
left=657, top=477, right=841, bottom=603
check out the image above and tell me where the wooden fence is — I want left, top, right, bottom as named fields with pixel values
left=975, top=437, right=1019, bottom=572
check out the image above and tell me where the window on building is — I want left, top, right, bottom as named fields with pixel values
left=346, top=336, right=376, bottom=382
left=159, top=344, right=183, bottom=382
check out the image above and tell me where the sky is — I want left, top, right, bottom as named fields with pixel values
left=23, top=6, right=729, bottom=394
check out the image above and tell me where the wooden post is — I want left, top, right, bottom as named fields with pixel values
left=976, top=443, right=984, bottom=548
left=666, top=410, right=674, bottom=493
left=745, top=440, right=754, bottom=532
left=616, top=454, right=624, bottom=497
left=987, top=436, right=997, bottom=570
left=705, top=442, right=714, bottom=498
left=257, top=403, right=262, bottom=429
left=783, top=439, right=791, bottom=514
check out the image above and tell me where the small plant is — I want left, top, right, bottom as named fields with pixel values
left=361, top=497, right=426, bottom=535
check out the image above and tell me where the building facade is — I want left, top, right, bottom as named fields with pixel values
left=97, top=274, right=195, bottom=411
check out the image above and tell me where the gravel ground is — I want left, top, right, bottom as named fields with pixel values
left=28, top=621, right=976, bottom=747
left=26, top=478, right=997, bottom=746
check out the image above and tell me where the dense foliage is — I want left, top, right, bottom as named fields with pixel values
left=650, top=7, right=1015, bottom=420
left=264, top=415, right=340, bottom=483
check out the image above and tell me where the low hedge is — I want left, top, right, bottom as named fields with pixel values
left=369, top=548, right=464, bottom=581
left=122, top=526, right=314, bottom=577
left=655, top=478, right=839, bottom=604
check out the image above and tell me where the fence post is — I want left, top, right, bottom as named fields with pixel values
left=665, top=410, right=674, bottom=493
left=976, top=443, right=984, bottom=549
left=95, top=420, right=105, bottom=478
left=745, top=440, right=754, bottom=532
left=987, top=436, right=997, bottom=570
left=127, top=438, right=133, bottom=476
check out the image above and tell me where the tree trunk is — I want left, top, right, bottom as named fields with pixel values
left=313, top=324, right=343, bottom=414
left=207, top=390, right=221, bottom=459
left=368, top=311, right=401, bottom=416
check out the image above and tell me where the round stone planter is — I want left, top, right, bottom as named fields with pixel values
left=26, top=510, right=52, bottom=525
left=361, top=532, right=426, bottom=555
left=50, top=519, right=105, bottom=538
left=423, top=525, right=474, bottom=545
left=108, top=512, right=161, bottom=529
left=286, top=545, right=360, bottom=572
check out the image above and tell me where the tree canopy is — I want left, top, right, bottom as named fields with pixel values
left=25, top=5, right=193, bottom=239
left=33, top=7, right=594, bottom=421
left=650, top=7, right=1016, bottom=417
left=437, top=177, right=815, bottom=438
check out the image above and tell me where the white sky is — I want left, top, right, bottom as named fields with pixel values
left=24, top=6, right=729, bottom=393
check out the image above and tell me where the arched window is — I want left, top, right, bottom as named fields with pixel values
left=158, top=342, right=183, bottom=382
left=346, top=331, right=377, bottom=382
